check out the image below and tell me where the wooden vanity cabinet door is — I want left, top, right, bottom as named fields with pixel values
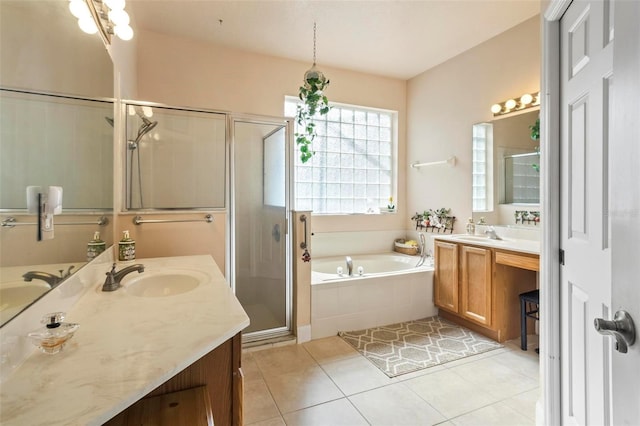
left=434, top=240, right=459, bottom=313
left=459, top=245, right=493, bottom=327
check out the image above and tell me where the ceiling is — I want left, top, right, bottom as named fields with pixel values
left=128, top=0, right=540, bottom=80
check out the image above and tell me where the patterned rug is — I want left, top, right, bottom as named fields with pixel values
left=338, top=316, right=503, bottom=378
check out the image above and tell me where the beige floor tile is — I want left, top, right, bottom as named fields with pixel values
left=450, top=400, right=534, bottom=426
left=242, top=352, right=264, bottom=383
left=440, top=347, right=510, bottom=369
left=252, top=344, right=318, bottom=376
left=320, top=355, right=392, bottom=395
left=303, top=336, right=360, bottom=364
left=491, top=350, right=540, bottom=381
left=448, top=356, right=538, bottom=400
left=246, top=416, right=286, bottom=426
left=282, top=398, right=369, bottom=426
left=390, top=364, right=447, bottom=382
left=349, top=383, right=446, bottom=425
left=502, top=388, right=540, bottom=421
left=504, top=334, right=539, bottom=352
left=244, top=379, right=281, bottom=425
left=263, top=365, right=344, bottom=414
left=404, top=368, right=501, bottom=418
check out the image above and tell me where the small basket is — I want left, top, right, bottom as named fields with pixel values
left=394, top=239, right=419, bottom=256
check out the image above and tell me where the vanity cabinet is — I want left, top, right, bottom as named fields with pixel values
left=459, top=245, right=492, bottom=327
left=434, top=239, right=538, bottom=343
left=105, top=332, right=243, bottom=426
left=433, top=240, right=458, bottom=312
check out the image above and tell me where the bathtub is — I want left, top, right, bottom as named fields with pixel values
left=311, top=253, right=437, bottom=339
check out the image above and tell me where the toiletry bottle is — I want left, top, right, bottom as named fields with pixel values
left=118, top=230, right=136, bottom=261
left=466, top=218, right=476, bottom=235
left=87, top=231, right=106, bottom=261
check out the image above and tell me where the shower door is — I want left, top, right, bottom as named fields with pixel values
left=230, top=116, right=292, bottom=342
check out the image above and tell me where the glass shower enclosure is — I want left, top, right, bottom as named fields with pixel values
left=230, top=117, right=292, bottom=342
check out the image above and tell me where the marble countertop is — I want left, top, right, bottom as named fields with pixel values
left=433, top=234, right=540, bottom=255
left=0, top=255, right=249, bottom=426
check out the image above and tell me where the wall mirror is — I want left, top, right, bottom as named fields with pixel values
left=0, top=0, right=114, bottom=326
left=472, top=109, right=540, bottom=222
left=124, top=103, right=226, bottom=210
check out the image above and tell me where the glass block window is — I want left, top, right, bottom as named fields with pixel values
left=285, top=98, right=396, bottom=214
left=472, top=123, right=493, bottom=212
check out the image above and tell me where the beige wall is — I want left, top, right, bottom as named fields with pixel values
left=406, top=16, right=540, bottom=232
left=0, top=1, right=113, bottom=98
left=135, top=30, right=408, bottom=235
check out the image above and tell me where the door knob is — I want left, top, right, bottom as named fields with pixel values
left=594, top=310, right=636, bottom=353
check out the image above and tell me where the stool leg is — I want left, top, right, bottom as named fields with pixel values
left=520, top=298, right=527, bottom=351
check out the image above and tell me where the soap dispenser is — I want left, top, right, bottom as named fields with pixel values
left=118, top=230, right=136, bottom=261
left=28, top=312, right=79, bottom=354
left=87, top=231, right=106, bottom=261
left=466, top=217, right=476, bottom=235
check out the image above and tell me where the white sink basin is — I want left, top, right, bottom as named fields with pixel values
left=123, top=270, right=209, bottom=297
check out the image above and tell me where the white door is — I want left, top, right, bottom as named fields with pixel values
left=560, top=0, right=613, bottom=424
left=560, top=0, right=640, bottom=424
left=609, top=0, right=640, bottom=422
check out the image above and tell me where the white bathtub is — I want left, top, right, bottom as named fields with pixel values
left=311, top=253, right=437, bottom=339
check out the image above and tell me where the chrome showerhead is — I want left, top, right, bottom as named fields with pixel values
left=129, top=119, right=158, bottom=150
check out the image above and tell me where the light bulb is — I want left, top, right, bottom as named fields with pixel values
left=78, top=16, right=98, bottom=34
left=491, top=104, right=502, bottom=114
left=104, top=0, right=126, bottom=11
left=141, top=106, right=153, bottom=118
left=520, top=93, right=533, bottom=105
left=108, top=9, right=129, bottom=26
left=114, top=24, right=134, bottom=41
left=505, top=99, right=517, bottom=110
left=69, top=0, right=90, bottom=19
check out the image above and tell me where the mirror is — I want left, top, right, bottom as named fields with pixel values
left=0, top=0, right=114, bottom=326
left=472, top=109, right=540, bottom=223
left=124, top=104, right=226, bottom=210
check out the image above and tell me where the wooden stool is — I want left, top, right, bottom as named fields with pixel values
left=519, top=289, right=539, bottom=351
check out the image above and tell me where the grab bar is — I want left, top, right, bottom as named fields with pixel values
left=2, top=216, right=109, bottom=228
left=299, top=214, right=308, bottom=249
left=133, top=214, right=214, bottom=225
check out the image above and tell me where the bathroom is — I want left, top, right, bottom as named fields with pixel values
left=0, top=0, right=636, bottom=424
left=0, top=0, right=542, bottom=423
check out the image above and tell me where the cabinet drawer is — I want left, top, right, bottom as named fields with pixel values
left=495, top=251, right=539, bottom=271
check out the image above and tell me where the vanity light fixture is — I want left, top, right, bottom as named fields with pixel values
left=69, top=0, right=134, bottom=45
left=490, top=91, right=540, bottom=117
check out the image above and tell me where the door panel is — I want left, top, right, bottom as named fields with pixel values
left=460, top=245, right=492, bottom=326
left=231, top=119, right=291, bottom=339
left=434, top=241, right=458, bottom=313
left=560, top=0, right=613, bottom=424
left=610, top=0, right=640, bottom=422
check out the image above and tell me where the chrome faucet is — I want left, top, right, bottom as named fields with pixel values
left=22, top=265, right=74, bottom=287
left=345, top=256, right=353, bottom=277
left=485, top=226, right=502, bottom=240
left=102, top=263, right=145, bottom=292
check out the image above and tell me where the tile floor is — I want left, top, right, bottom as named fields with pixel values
left=243, top=335, right=539, bottom=425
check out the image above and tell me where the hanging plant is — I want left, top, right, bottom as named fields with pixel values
left=529, top=117, right=540, bottom=141
left=295, top=22, right=331, bottom=163
left=295, top=69, right=330, bottom=163
left=530, top=117, right=540, bottom=172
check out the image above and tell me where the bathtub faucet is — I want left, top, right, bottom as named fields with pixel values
left=345, top=256, right=353, bottom=277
